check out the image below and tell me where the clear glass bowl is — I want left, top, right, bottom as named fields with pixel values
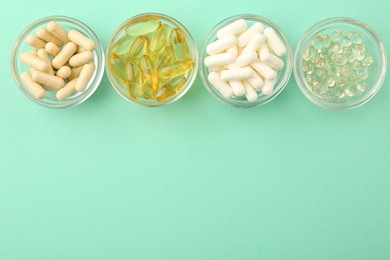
left=294, top=17, right=387, bottom=110
left=106, top=13, right=199, bottom=107
left=200, top=14, right=293, bottom=108
left=11, top=16, right=105, bottom=109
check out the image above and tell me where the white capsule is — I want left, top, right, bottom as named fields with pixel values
left=251, top=61, right=277, bottom=80
left=243, top=80, right=257, bottom=103
left=262, top=78, right=277, bottom=95
left=217, top=19, right=247, bottom=39
left=260, top=52, right=284, bottom=70
left=248, top=69, right=264, bottom=90
left=264, top=27, right=287, bottom=57
left=204, top=52, right=236, bottom=68
left=241, top=33, right=265, bottom=54
left=206, top=35, right=237, bottom=55
left=56, top=77, right=77, bottom=100
left=226, top=45, right=238, bottom=56
left=228, top=51, right=258, bottom=69
left=220, top=67, right=254, bottom=81
left=208, top=72, right=233, bottom=98
left=238, top=22, right=264, bottom=47
left=20, top=72, right=46, bottom=99
left=228, top=80, right=246, bottom=96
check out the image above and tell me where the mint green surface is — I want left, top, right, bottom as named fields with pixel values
left=1, top=0, right=389, bottom=259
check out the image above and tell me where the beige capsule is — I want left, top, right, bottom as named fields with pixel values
left=29, top=50, right=37, bottom=74
left=30, top=49, right=38, bottom=56
left=56, top=66, right=71, bottom=79
left=20, top=72, right=46, bottom=99
left=52, top=42, right=77, bottom=69
left=26, top=34, right=46, bottom=49
left=32, top=71, right=65, bottom=90
left=20, top=52, right=49, bottom=72
left=47, top=21, right=69, bottom=43
left=69, top=51, right=93, bottom=67
left=68, top=30, right=96, bottom=51
left=37, top=49, right=54, bottom=75
left=45, top=42, right=60, bottom=56
left=68, top=65, right=84, bottom=80
left=77, top=46, right=86, bottom=54
left=56, top=77, right=78, bottom=100
left=37, top=28, right=63, bottom=46
left=75, top=62, right=95, bottom=92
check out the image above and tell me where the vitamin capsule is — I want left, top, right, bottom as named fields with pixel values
left=170, top=28, right=190, bottom=60
left=217, top=19, right=247, bottom=39
left=52, top=42, right=77, bottom=69
left=26, top=35, right=46, bottom=49
left=159, top=58, right=194, bottom=79
left=37, top=49, right=54, bottom=75
left=251, top=61, right=277, bottom=80
left=226, top=45, right=238, bottom=56
left=68, top=30, right=96, bottom=51
left=156, top=45, right=174, bottom=68
left=238, top=22, right=264, bottom=47
left=75, top=62, right=95, bottom=92
left=37, top=28, right=63, bottom=46
left=112, top=35, right=134, bottom=56
left=125, top=61, right=143, bottom=99
left=32, top=71, right=65, bottom=90
left=243, top=80, right=257, bottom=102
left=262, top=78, right=277, bottom=95
left=168, top=76, right=186, bottom=93
left=248, top=69, right=264, bottom=90
left=77, top=46, right=86, bottom=54
left=228, top=51, right=258, bottom=69
left=69, top=65, right=84, bottom=81
left=125, top=17, right=161, bottom=37
left=45, top=42, right=60, bottom=56
left=56, top=78, right=77, bottom=100
left=156, top=84, right=175, bottom=102
left=128, top=36, right=149, bottom=59
left=30, top=50, right=38, bottom=56
left=259, top=44, right=269, bottom=56
left=47, top=21, right=69, bottom=43
left=228, top=80, right=246, bottom=96
left=69, top=51, right=93, bottom=67
left=149, top=24, right=168, bottom=58
left=208, top=72, right=233, bottom=98
left=109, top=55, right=126, bottom=84
left=220, top=67, right=254, bottom=81
left=206, top=35, right=237, bottom=55
left=56, top=66, right=72, bottom=79
left=241, top=34, right=265, bottom=54
left=20, top=72, right=46, bottom=99
left=20, top=52, right=49, bottom=72
left=264, top=27, right=286, bottom=57
left=204, top=52, right=236, bottom=68
left=260, top=52, right=284, bottom=70
left=140, top=55, right=158, bottom=90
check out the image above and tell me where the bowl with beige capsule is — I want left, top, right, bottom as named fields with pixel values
left=11, top=16, right=105, bottom=109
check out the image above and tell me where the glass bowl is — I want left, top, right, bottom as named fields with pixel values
left=294, top=17, right=387, bottom=110
left=106, top=13, right=199, bottom=107
left=200, top=14, right=293, bottom=108
left=11, top=16, right=105, bottom=109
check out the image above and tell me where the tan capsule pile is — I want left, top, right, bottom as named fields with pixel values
left=19, top=21, right=96, bottom=100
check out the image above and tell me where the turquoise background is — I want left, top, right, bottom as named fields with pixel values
left=1, top=0, right=389, bottom=259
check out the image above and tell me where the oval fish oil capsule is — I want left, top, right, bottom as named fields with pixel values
left=52, top=42, right=77, bottom=69
left=68, top=30, right=96, bottom=51
left=264, top=27, right=286, bottom=57
left=243, top=80, right=257, bottom=102
left=217, top=19, right=247, bottom=39
left=125, top=17, right=161, bottom=37
left=45, top=42, right=60, bottom=56
left=47, top=21, right=69, bottom=43
left=220, top=67, right=254, bottom=81
left=260, top=52, right=284, bottom=70
left=238, top=22, right=264, bottom=47
left=69, top=51, right=93, bottom=67
left=206, top=35, right=237, bottom=55
left=159, top=58, right=194, bottom=79
left=204, top=52, right=236, bottom=68
left=128, top=36, right=149, bottom=59
left=20, top=72, right=46, bottom=99
left=32, top=71, right=65, bottom=90
left=75, top=62, right=95, bottom=92
left=56, top=66, right=72, bottom=79
left=56, top=77, right=78, bottom=100
left=37, top=28, right=63, bottom=46
left=228, top=80, right=246, bottom=96
left=208, top=72, right=233, bottom=98
left=20, top=52, right=49, bottom=72
left=26, top=35, right=46, bottom=49
left=251, top=61, right=277, bottom=80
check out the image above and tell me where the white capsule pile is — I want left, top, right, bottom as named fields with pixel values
left=204, top=19, right=287, bottom=103
left=19, top=21, right=96, bottom=100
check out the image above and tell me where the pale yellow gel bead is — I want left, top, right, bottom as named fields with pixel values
left=56, top=66, right=72, bottom=79
left=75, top=62, right=95, bottom=92
left=52, top=42, right=77, bottom=69
left=26, top=35, right=46, bottom=49
left=20, top=52, right=49, bottom=72
left=47, top=21, right=69, bottom=43
left=68, top=30, right=96, bottom=51
left=69, top=51, right=93, bottom=67
left=37, top=49, right=54, bottom=75
left=37, top=28, right=63, bottom=46
left=32, top=71, right=65, bottom=90
left=68, top=65, right=84, bottom=80
left=56, top=77, right=78, bottom=100
left=20, top=72, right=46, bottom=99
left=45, top=42, right=60, bottom=56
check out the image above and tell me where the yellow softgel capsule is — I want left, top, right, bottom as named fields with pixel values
left=112, top=35, right=134, bottom=56
left=170, top=28, right=190, bottom=60
left=167, top=76, right=187, bottom=93
left=159, top=58, right=194, bottom=79
left=140, top=55, right=158, bottom=90
left=155, top=45, right=174, bottom=68
left=156, top=84, right=175, bottom=102
left=125, top=16, right=161, bottom=37
left=125, top=61, right=144, bottom=99
left=127, top=36, right=149, bottom=60
left=149, top=24, right=168, bottom=59
left=109, top=54, right=126, bottom=84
